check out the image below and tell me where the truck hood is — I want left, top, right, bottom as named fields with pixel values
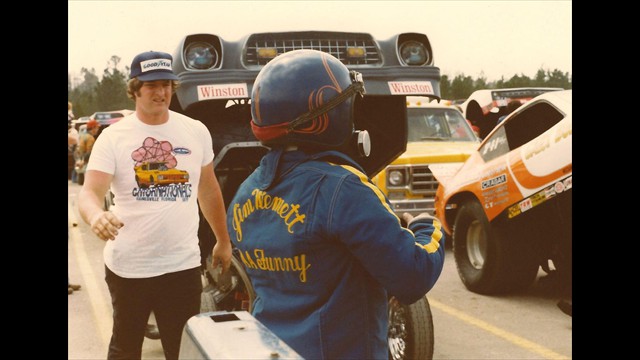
left=393, top=141, right=478, bottom=164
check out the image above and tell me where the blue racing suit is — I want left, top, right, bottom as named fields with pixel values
left=227, top=148, right=445, bottom=359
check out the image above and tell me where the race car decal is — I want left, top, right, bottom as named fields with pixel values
left=482, top=183, right=509, bottom=210
left=507, top=175, right=572, bottom=219
left=388, top=81, right=434, bottom=95
left=508, top=120, right=572, bottom=190
left=197, top=83, right=249, bottom=101
left=481, top=174, right=507, bottom=190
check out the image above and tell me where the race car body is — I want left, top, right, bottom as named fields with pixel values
left=432, top=90, right=572, bottom=295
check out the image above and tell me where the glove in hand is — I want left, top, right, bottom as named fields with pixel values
left=402, top=212, right=436, bottom=227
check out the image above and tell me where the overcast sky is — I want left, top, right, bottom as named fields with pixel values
left=68, top=0, right=571, bottom=84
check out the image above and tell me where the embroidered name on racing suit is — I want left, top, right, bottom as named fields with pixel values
left=231, top=188, right=310, bottom=283
left=239, top=249, right=310, bottom=283
left=231, top=188, right=306, bottom=242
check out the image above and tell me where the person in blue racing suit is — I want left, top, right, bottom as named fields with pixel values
left=227, top=49, right=445, bottom=360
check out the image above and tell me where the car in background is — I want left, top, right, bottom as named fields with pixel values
left=371, top=96, right=480, bottom=216
left=72, top=110, right=133, bottom=130
left=431, top=90, right=572, bottom=296
left=90, top=109, right=134, bottom=128
left=70, top=116, right=90, bottom=132
left=459, top=87, right=563, bottom=139
left=71, top=110, right=133, bottom=138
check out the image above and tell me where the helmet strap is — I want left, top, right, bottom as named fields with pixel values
left=287, top=71, right=365, bottom=131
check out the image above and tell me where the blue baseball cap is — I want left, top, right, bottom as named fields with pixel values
left=129, top=51, right=180, bottom=81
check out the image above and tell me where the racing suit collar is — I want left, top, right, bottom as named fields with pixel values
left=257, top=148, right=365, bottom=190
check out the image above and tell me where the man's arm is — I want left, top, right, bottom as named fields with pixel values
left=198, top=161, right=232, bottom=273
left=68, top=131, right=78, bottom=146
left=78, top=169, right=123, bottom=241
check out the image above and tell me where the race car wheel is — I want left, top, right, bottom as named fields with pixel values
left=388, top=295, right=434, bottom=360
left=200, top=251, right=255, bottom=314
left=452, top=200, right=537, bottom=294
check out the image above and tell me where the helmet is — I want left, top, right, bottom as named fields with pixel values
left=250, top=49, right=365, bottom=149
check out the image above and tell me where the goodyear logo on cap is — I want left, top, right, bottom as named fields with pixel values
left=140, top=58, right=172, bottom=73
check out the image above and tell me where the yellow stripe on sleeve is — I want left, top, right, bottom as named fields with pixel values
left=334, top=163, right=400, bottom=223
left=332, top=162, right=443, bottom=255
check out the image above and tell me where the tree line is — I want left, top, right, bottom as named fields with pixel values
left=68, top=55, right=572, bottom=118
left=440, top=68, right=572, bottom=102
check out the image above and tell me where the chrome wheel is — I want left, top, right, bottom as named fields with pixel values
left=466, top=219, right=488, bottom=270
left=388, top=297, right=407, bottom=360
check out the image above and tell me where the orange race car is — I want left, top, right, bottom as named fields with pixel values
left=431, top=90, right=571, bottom=296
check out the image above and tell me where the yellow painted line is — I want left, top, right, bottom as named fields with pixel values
left=429, top=298, right=570, bottom=359
left=69, top=194, right=112, bottom=347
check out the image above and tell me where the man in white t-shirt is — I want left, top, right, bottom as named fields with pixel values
left=78, top=50, right=232, bottom=360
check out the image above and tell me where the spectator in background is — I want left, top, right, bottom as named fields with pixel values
left=75, top=119, right=100, bottom=185
left=69, top=115, right=79, bottom=181
left=69, top=102, right=82, bottom=295
left=68, top=101, right=75, bottom=123
left=453, top=104, right=480, bottom=138
left=497, top=100, right=522, bottom=126
left=467, top=119, right=480, bottom=138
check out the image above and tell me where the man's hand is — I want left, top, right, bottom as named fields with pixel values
left=89, top=211, right=124, bottom=241
left=402, top=212, right=436, bottom=227
left=211, top=240, right=232, bottom=274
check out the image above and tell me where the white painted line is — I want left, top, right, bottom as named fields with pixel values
left=429, top=298, right=570, bottom=359
left=69, top=194, right=112, bottom=347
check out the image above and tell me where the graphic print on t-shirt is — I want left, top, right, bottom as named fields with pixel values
left=130, top=136, right=192, bottom=202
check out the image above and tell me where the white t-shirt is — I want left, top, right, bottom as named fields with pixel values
left=87, top=110, right=214, bottom=278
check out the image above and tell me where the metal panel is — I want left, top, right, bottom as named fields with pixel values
left=179, top=311, right=303, bottom=360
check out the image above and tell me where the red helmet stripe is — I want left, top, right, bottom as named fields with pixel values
left=251, top=120, right=290, bottom=141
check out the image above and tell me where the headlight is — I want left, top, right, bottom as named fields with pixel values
left=399, top=40, right=429, bottom=66
left=185, top=41, right=218, bottom=70
left=388, top=169, right=407, bottom=187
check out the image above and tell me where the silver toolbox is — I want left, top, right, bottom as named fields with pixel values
left=179, top=311, right=304, bottom=359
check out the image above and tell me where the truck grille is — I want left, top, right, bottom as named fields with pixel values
left=410, top=166, right=439, bottom=195
left=245, top=32, right=381, bottom=66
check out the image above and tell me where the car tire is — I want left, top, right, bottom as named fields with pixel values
left=387, top=295, right=434, bottom=360
left=201, top=251, right=255, bottom=314
left=452, top=200, right=537, bottom=294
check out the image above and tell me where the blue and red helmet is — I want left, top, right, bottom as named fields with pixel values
left=251, top=49, right=365, bottom=148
